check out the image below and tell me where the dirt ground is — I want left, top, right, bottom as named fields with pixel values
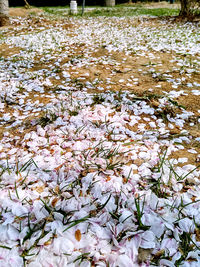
left=9, top=7, right=43, bottom=17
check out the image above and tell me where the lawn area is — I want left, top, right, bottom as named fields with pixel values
left=42, top=2, right=180, bottom=17
left=0, top=4, right=200, bottom=266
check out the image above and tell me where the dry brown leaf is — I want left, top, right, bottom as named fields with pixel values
left=34, top=185, right=45, bottom=193
left=108, top=111, right=115, bottom=117
left=123, top=177, right=127, bottom=183
left=191, top=196, right=196, bottom=202
left=51, top=197, right=59, bottom=207
left=44, top=240, right=52, bottom=246
left=54, top=185, right=60, bottom=194
left=75, top=229, right=82, bottom=242
left=54, top=163, right=64, bottom=171
left=105, top=176, right=111, bottom=182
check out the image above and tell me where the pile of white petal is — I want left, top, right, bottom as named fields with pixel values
left=0, top=15, right=200, bottom=267
left=0, top=91, right=200, bottom=267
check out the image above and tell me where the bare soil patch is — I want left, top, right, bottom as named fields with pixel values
left=9, top=7, right=43, bottom=17
left=0, top=44, right=22, bottom=57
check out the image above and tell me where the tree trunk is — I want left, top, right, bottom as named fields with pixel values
left=105, top=0, right=115, bottom=7
left=0, top=0, right=9, bottom=26
left=180, top=0, right=191, bottom=15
